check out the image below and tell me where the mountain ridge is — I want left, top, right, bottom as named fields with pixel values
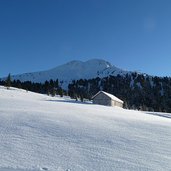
left=3, top=59, right=131, bottom=87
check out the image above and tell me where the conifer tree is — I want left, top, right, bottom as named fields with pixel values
left=51, top=88, right=56, bottom=97
left=58, top=88, right=63, bottom=97
left=5, top=73, right=11, bottom=89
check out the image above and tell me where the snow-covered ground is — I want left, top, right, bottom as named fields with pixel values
left=0, top=86, right=171, bottom=171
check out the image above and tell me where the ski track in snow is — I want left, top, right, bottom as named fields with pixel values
left=0, top=86, right=171, bottom=171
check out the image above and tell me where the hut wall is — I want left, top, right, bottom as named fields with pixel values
left=93, top=93, right=111, bottom=106
left=111, top=100, right=123, bottom=108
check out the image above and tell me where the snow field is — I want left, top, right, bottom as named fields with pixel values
left=0, top=86, right=171, bottom=171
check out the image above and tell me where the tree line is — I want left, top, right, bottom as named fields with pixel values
left=0, top=74, right=65, bottom=97
left=1, top=72, right=171, bottom=112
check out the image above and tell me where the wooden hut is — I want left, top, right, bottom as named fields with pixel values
left=92, top=91, right=123, bottom=108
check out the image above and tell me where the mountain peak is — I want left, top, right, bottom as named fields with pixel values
left=63, top=59, right=112, bottom=68
left=6, top=59, right=131, bottom=88
left=84, top=59, right=112, bottom=68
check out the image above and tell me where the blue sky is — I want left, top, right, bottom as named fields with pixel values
left=0, top=0, right=171, bottom=77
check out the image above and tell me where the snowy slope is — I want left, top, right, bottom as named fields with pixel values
left=0, top=86, right=171, bottom=171
left=4, top=59, right=130, bottom=87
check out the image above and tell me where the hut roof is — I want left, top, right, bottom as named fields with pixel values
left=92, top=91, right=123, bottom=103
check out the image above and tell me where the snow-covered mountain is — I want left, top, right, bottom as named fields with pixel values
left=0, top=86, right=171, bottom=171
left=7, top=59, right=130, bottom=87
